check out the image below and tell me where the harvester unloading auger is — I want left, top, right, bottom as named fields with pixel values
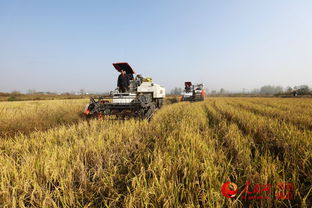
left=84, top=62, right=166, bottom=120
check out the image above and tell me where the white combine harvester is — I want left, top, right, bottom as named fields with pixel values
left=84, top=62, right=165, bottom=119
left=181, top=82, right=205, bottom=102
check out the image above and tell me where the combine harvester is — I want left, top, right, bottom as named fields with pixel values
left=84, top=62, right=165, bottom=119
left=181, top=82, right=205, bottom=102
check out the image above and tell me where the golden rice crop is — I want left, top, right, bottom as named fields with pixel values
left=0, top=98, right=311, bottom=207
left=0, top=99, right=88, bottom=138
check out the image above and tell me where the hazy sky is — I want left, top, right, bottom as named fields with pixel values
left=0, top=0, right=311, bottom=93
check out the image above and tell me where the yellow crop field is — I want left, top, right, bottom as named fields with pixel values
left=0, top=99, right=88, bottom=138
left=0, top=98, right=311, bottom=207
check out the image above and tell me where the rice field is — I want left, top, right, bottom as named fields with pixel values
left=0, top=99, right=87, bottom=138
left=0, top=98, right=311, bottom=207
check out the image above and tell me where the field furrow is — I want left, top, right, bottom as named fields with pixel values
left=244, top=98, right=312, bottom=116
left=211, top=100, right=312, bottom=196
left=226, top=100, right=312, bottom=130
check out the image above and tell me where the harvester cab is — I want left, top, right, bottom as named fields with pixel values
left=181, top=82, right=205, bottom=102
left=84, top=62, right=166, bottom=119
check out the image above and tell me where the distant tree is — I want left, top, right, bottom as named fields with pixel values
left=27, top=89, right=36, bottom=94
left=220, top=88, right=225, bottom=94
left=294, top=85, right=310, bottom=95
left=275, top=86, right=283, bottom=94
left=45, top=91, right=56, bottom=95
left=80, top=89, right=85, bottom=95
left=211, top=90, right=217, bottom=95
left=286, top=86, right=293, bottom=94
left=251, top=88, right=260, bottom=94
left=260, top=85, right=283, bottom=95
left=170, top=87, right=182, bottom=95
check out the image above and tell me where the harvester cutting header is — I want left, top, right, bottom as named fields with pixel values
left=84, top=62, right=165, bottom=119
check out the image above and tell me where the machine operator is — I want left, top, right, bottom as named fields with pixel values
left=117, top=69, right=133, bottom=92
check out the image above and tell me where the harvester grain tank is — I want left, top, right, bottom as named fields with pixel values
left=84, top=62, right=165, bottom=119
left=181, top=82, right=205, bottom=102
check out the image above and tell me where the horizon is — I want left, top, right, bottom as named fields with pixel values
left=1, top=83, right=309, bottom=95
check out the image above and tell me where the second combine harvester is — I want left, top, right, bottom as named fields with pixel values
left=181, top=82, right=205, bottom=102
left=84, top=62, right=165, bottom=119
